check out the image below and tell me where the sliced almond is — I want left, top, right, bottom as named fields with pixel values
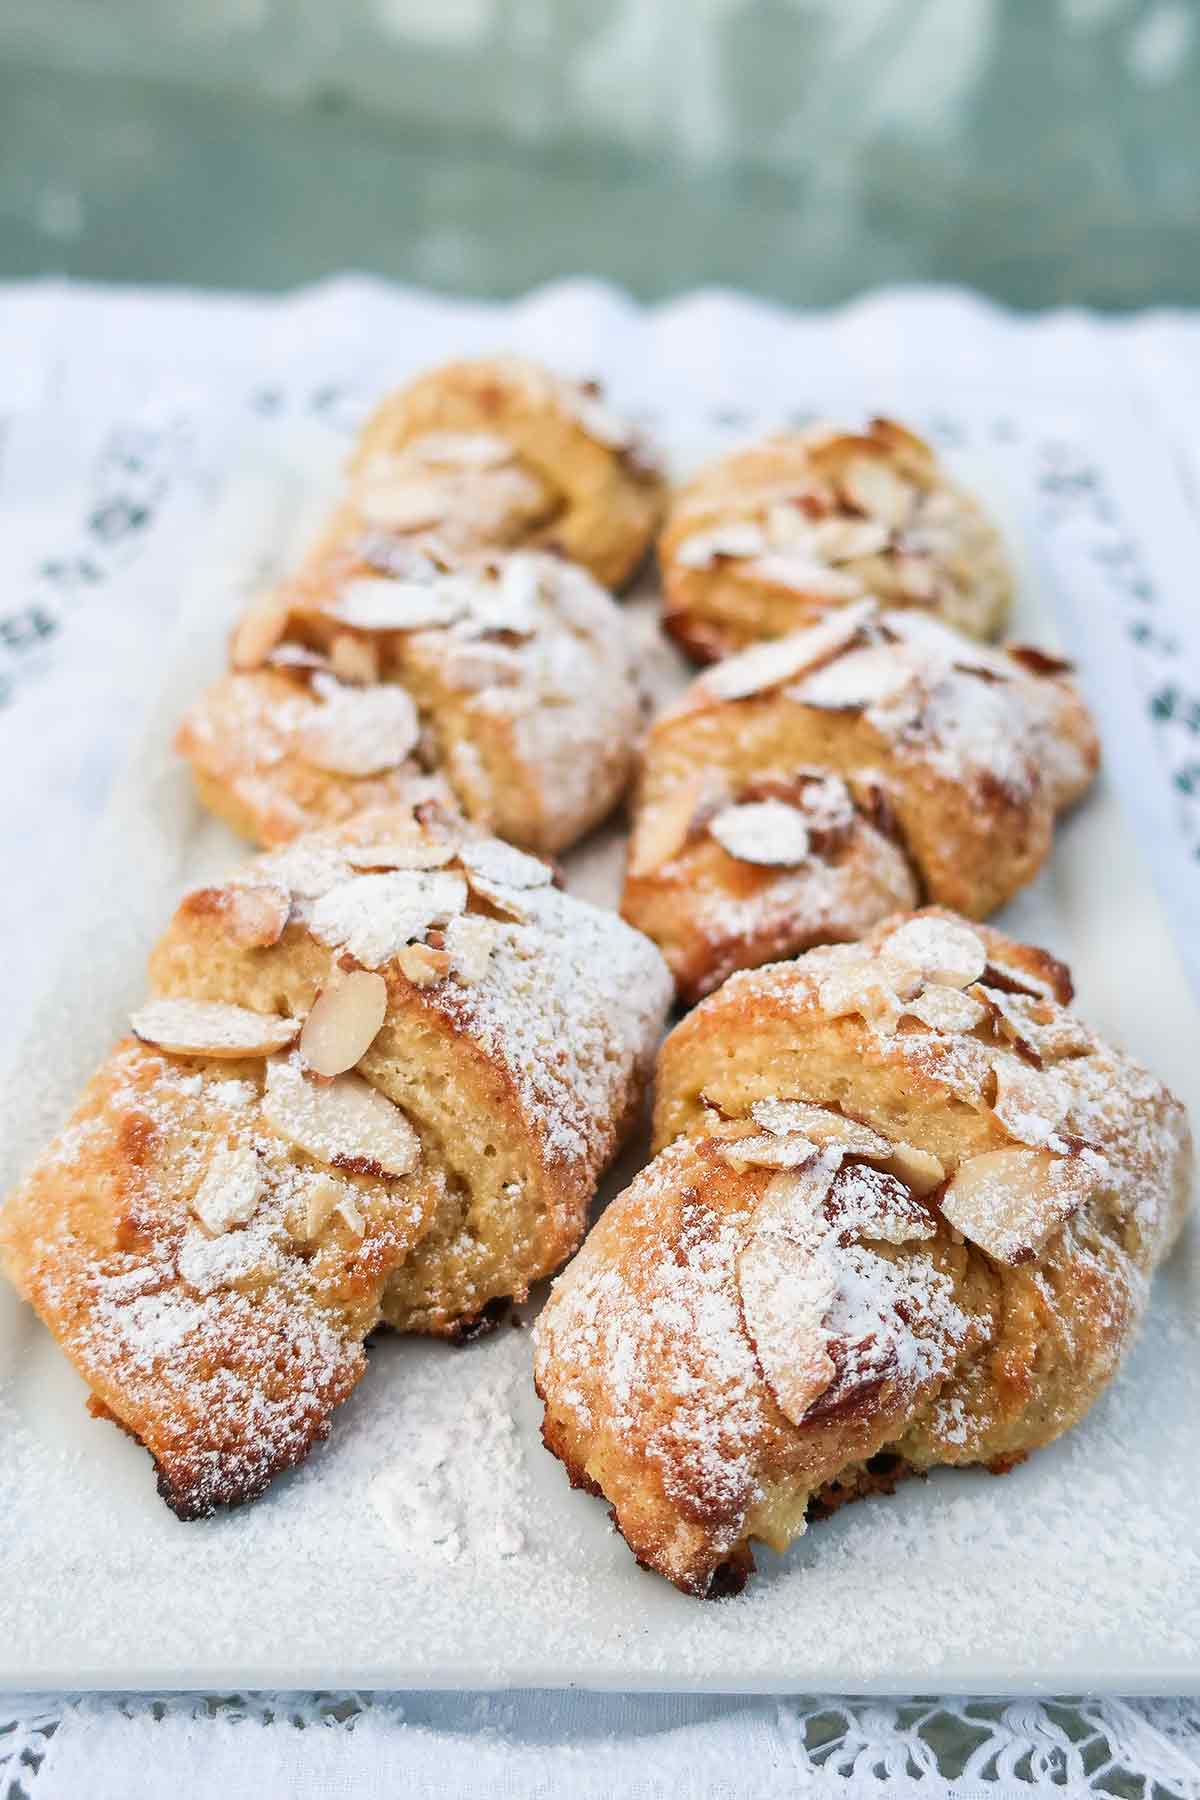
left=807, top=516, right=892, bottom=563
left=720, top=1131, right=818, bottom=1171
left=569, top=385, right=636, bottom=451
left=443, top=914, right=497, bottom=983
left=301, top=1175, right=344, bottom=1240
left=708, top=800, right=811, bottom=868
left=262, top=1055, right=419, bottom=1177
left=816, top=953, right=922, bottom=1032
left=396, top=942, right=453, bottom=987
left=881, top=1142, right=945, bottom=1196
left=335, top=575, right=467, bottom=634
left=736, top=1163, right=840, bottom=1426
left=869, top=417, right=937, bottom=475
left=704, top=598, right=879, bottom=703
left=457, top=839, right=553, bottom=891
left=309, top=870, right=468, bottom=967
left=791, top=645, right=917, bottom=712
left=891, top=552, right=939, bottom=603
left=330, top=632, right=381, bottom=686
left=191, top=1144, right=264, bottom=1235
left=838, top=456, right=914, bottom=529
left=969, top=984, right=1091, bottom=1066
left=991, top=1058, right=1070, bottom=1147
left=674, top=520, right=769, bottom=570
left=220, top=882, right=292, bottom=949
left=295, top=684, right=420, bottom=777
left=752, top=1098, right=892, bottom=1158
left=299, top=970, right=388, bottom=1077
left=981, top=951, right=1072, bottom=1006
left=335, top=1192, right=366, bottom=1237
left=939, top=1145, right=1093, bottom=1264
left=406, top=431, right=514, bottom=468
left=231, top=592, right=289, bottom=670
left=356, top=478, right=453, bottom=533
left=902, top=986, right=988, bottom=1034
left=884, top=917, right=987, bottom=989
left=345, top=838, right=458, bottom=871
left=627, top=774, right=708, bottom=878
left=826, top=1160, right=935, bottom=1243
left=131, top=999, right=300, bottom=1059
left=738, top=553, right=864, bottom=598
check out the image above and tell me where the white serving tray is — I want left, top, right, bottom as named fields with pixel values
left=1, top=410, right=1197, bottom=1695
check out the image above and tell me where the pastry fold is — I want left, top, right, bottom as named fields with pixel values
left=534, top=910, right=1191, bottom=1595
left=621, top=603, right=1099, bottom=1000
left=2, top=807, right=672, bottom=1515
left=660, top=420, right=1012, bottom=662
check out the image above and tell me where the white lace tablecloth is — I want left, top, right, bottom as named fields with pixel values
left=1, top=275, right=1199, bottom=1799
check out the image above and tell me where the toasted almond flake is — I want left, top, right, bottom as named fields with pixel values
left=791, top=645, right=917, bottom=712
left=231, top=592, right=289, bottom=670
left=903, top=986, right=988, bottom=1034
left=991, top=1059, right=1071, bottom=1147
left=980, top=953, right=1068, bottom=1005
left=309, top=870, right=468, bottom=967
left=720, top=1131, right=818, bottom=1170
left=1006, top=643, right=1075, bottom=679
left=335, top=577, right=467, bottom=633
left=627, top=774, right=708, bottom=878
left=891, top=552, right=939, bottom=602
left=262, top=1055, right=420, bottom=1177
left=738, top=553, right=864, bottom=598
left=704, top=599, right=879, bottom=702
left=765, top=503, right=818, bottom=550
left=736, top=1162, right=840, bottom=1425
left=406, top=431, right=514, bottom=468
left=752, top=1099, right=892, bottom=1157
left=256, top=841, right=352, bottom=902
left=939, top=1145, right=1093, bottom=1264
left=708, top=799, right=811, bottom=868
left=302, top=1176, right=343, bottom=1239
left=969, top=984, right=1092, bottom=1066
left=567, top=384, right=635, bottom=450
left=457, top=839, right=553, bottom=891
left=131, top=999, right=300, bottom=1059
left=463, top=871, right=532, bottom=922
left=299, top=970, right=388, bottom=1077
left=885, top=917, right=987, bottom=989
left=443, top=914, right=497, bottom=983
left=675, top=521, right=769, bottom=569
left=191, top=1144, right=264, bottom=1235
left=870, top=417, right=937, bottom=473
left=838, top=455, right=914, bottom=528
left=396, top=942, right=453, bottom=987
left=826, top=1161, right=935, bottom=1243
left=335, top=1193, right=366, bottom=1236
left=356, top=478, right=453, bottom=532
left=808, top=516, right=892, bottom=562
left=345, top=838, right=458, bottom=871
left=330, top=632, right=380, bottom=686
left=265, top=642, right=330, bottom=674
left=881, top=1142, right=946, bottom=1196
left=295, top=684, right=420, bottom=777
left=215, top=882, right=292, bottom=949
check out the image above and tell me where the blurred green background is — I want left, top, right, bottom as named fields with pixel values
left=1, top=0, right=1197, bottom=307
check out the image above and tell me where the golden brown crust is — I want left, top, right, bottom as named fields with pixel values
left=350, top=356, right=664, bottom=591
left=1, top=808, right=672, bottom=1512
left=660, top=421, right=1012, bottom=662
left=535, top=911, right=1191, bottom=1594
left=621, top=606, right=1099, bottom=998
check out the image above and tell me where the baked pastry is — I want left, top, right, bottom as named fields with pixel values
left=337, top=355, right=664, bottom=590
left=534, top=910, right=1192, bottom=1596
left=660, top=420, right=1012, bottom=662
left=622, top=602, right=1099, bottom=1001
left=179, top=547, right=639, bottom=855
left=1, top=807, right=672, bottom=1516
